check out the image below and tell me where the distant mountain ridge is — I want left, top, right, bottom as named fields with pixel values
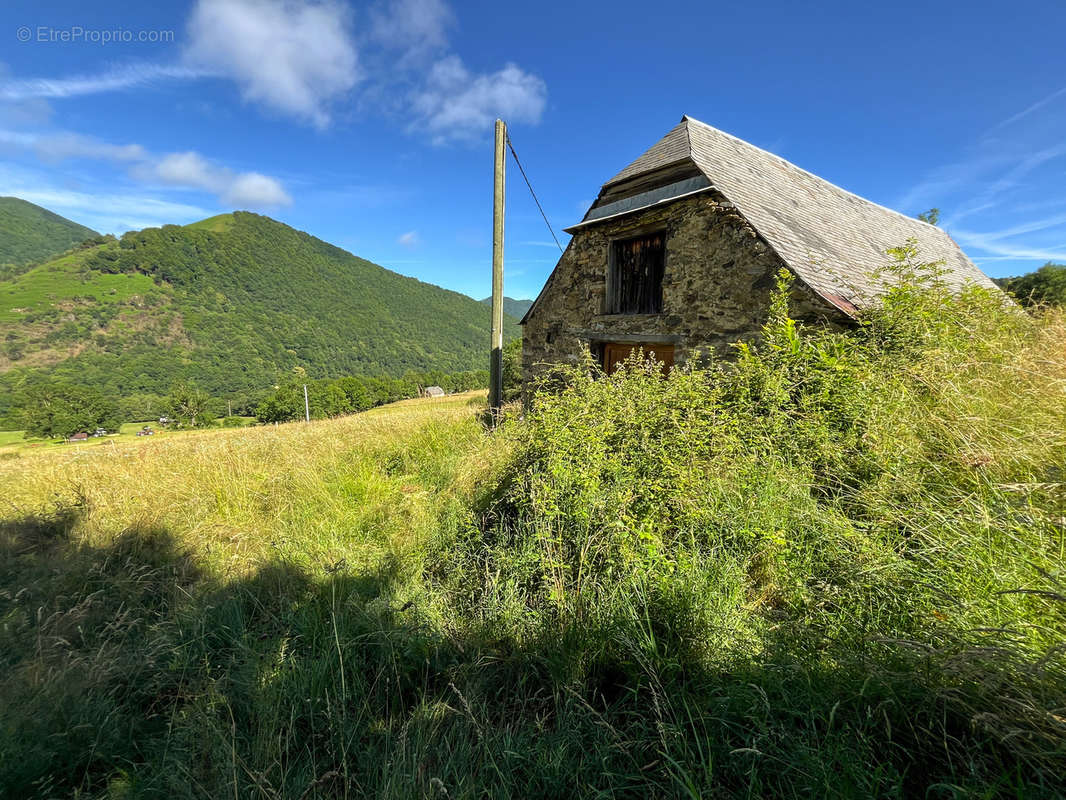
left=480, top=296, right=533, bottom=319
left=0, top=208, right=516, bottom=417
left=0, top=197, right=100, bottom=271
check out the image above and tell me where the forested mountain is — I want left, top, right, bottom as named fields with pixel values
left=0, top=197, right=100, bottom=273
left=480, top=296, right=534, bottom=319
left=0, top=210, right=515, bottom=419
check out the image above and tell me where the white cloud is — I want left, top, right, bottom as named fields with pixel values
left=137, top=150, right=293, bottom=207
left=370, top=0, right=452, bottom=60
left=411, top=56, right=547, bottom=143
left=184, top=0, right=359, bottom=128
left=0, top=1, right=548, bottom=140
left=149, top=150, right=218, bottom=189
left=397, top=230, right=420, bottom=247
left=224, top=172, right=293, bottom=206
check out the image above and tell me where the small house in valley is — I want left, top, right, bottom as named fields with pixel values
left=424, top=386, right=446, bottom=398
left=521, top=115, right=998, bottom=380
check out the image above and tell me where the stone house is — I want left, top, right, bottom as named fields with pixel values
left=521, top=115, right=997, bottom=380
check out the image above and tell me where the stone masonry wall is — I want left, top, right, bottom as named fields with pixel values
left=522, top=191, right=845, bottom=383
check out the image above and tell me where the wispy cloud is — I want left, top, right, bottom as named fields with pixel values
left=898, top=87, right=1066, bottom=273
left=397, top=230, right=420, bottom=247
left=951, top=229, right=1066, bottom=263
left=0, top=163, right=213, bottom=232
left=942, top=143, right=1066, bottom=226
left=0, top=129, right=146, bottom=162
left=989, top=85, right=1066, bottom=132
left=0, top=63, right=204, bottom=101
left=1, top=126, right=291, bottom=209
left=954, top=213, right=1066, bottom=244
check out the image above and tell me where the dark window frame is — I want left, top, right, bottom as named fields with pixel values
left=605, top=230, right=666, bottom=315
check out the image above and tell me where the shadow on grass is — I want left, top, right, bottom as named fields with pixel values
left=1, top=506, right=1063, bottom=799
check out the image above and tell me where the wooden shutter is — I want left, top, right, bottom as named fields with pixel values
left=610, top=233, right=665, bottom=314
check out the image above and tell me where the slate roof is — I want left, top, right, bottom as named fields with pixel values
left=589, top=115, right=997, bottom=316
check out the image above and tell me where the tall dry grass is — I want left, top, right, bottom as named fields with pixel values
left=2, top=392, right=494, bottom=575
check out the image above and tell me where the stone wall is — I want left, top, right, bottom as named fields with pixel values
left=522, top=191, right=846, bottom=383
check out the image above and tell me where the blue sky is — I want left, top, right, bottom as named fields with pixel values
left=1, top=0, right=1064, bottom=300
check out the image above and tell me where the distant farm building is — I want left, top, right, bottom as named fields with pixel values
left=521, top=115, right=998, bottom=379
left=424, top=386, right=446, bottom=398
left=68, top=432, right=88, bottom=441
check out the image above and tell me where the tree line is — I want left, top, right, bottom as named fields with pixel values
left=8, top=366, right=495, bottom=440
left=994, top=262, right=1066, bottom=307
left=254, top=368, right=490, bottom=423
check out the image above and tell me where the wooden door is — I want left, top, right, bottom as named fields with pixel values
left=602, top=342, right=674, bottom=374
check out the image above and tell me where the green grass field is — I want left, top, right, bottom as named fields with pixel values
left=184, top=212, right=237, bottom=233
left=2, top=271, right=1065, bottom=798
left=0, top=428, right=25, bottom=447
left=0, top=249, right=157, bottom=322
left=0, top=417, right=260, bottom=455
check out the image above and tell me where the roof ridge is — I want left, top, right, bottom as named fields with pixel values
left=682, top=115, right=945, bottom=235
left=556, top=114, right=995, bottom=328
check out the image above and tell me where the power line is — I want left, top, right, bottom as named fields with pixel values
left=505, top=132, right=564, bottom=254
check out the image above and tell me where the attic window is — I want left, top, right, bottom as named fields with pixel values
left=607, top=232, right=665, bottom=314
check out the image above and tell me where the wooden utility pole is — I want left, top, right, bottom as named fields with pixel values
left=489, top=118, right=506, bottom=415
left=303, top=384, right=310, bottom=423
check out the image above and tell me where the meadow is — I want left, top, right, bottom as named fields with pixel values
left=2, top=268, right=1065, bottom=798
left=0, top=418, right=257, bottom=456
left=0, top=249, right=157, bottom=323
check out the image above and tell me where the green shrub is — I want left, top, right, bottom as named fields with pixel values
left=431, top=254, right=1066, bottom=794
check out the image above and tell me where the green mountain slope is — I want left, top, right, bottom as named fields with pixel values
left=0, top=211, right=514, bottom=415
left=0, top=197, right=100, bottom=271
left=480, top=296, right=534, bottom=319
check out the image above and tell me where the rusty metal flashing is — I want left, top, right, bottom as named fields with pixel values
left=818, top=292, right=860, bottom=317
